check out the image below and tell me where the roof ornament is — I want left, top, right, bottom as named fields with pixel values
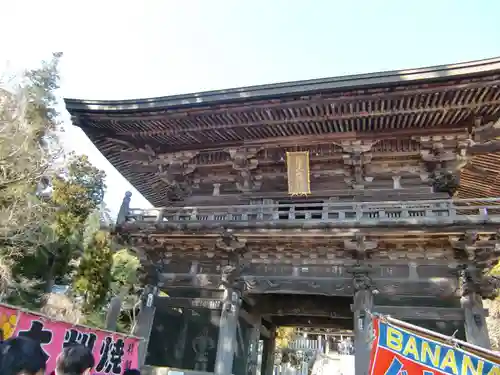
left=468, top=117, right=500, bottom=154
left=116, top=191, right=132, bottom=227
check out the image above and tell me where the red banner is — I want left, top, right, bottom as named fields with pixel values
left=369, top=316, right=499, bottom=375
left=0, top=303, right=141, bottom=375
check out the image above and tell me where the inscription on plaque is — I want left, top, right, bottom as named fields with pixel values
left=287, top=151, right=310, bottom=196
left=160, top=298, right=222, bottom=310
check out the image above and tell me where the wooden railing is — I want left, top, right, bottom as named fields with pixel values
left=287, top=338, right=323, bottom=351
left=123, top=198, right=500, bottom=227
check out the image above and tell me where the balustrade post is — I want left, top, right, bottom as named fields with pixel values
left=116, top=191, right=132, bottom=226
left=392, top=175, right=401, bottom=189
left=355, top=204, right=362, bottom=220
left=480, top=206, right=488, bottom=219
left=321, top=201, right=328, bottom=220
left=155, top=208, right=164, bottom=224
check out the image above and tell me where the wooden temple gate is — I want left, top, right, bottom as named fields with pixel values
left=65, top=57, right=500, bottom=375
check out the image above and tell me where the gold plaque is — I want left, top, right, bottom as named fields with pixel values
left=286, top=151, right=311, bottom=196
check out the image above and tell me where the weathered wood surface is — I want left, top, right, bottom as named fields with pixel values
left=159, top=262, right=457, bottom=278
left=270, top=315, right=353, bottom=329
left=155, top=297, right=223, bottom=310
left=67, top=58, right=500, bottom=208
left=214, top=289, right=240, bottom=375
left=123, top=198, right=500, bottom=229
left=156, top=261, right=460, bottom=296
left=354, top=288, right=373, bottom=375
left=157, top=274, right=459, bottom=297
left=252, top=295, right=352, bottom=318
left=373, top=306, right=486, bottom=321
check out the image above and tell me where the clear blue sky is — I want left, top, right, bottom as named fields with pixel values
left=1, top=1, right=499, bottom=216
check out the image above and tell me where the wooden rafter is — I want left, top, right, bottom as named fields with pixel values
left=65, top=59, right=500, bottom=205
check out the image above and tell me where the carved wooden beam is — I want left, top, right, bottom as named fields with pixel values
left=103, top=93, right=500, bottom=137
left=155, top=297, right=223, bottom=310
left=413, top=134, right=472, bottom=196
left=159, top=262, right=453, bottom=279
left=215, top=232, right=248, bottom=290
left=100, top=125, right=471, bottom=155
left=254, top=296, right=352, bottom=318
left=468, top=117, right=500, bottom=154
left=449, top=231, right=500, bottom=271
left=270, top=316, right=353, bottom=329
left=373, top=306, right=485, bottom=321
left=157, top=271, right=459, bottom=297
left=449, top=230, right=499, bottom=302
left=344, top=235, right=378, bottom=260
left=337, top=140, right=376, bottom=190
left=225, top=147, right=262, bottom=193
left=449, top=231, right=480, bottom=261
left=457, top=265, right=498, bottom=300
left=113, top=147, right=200, bottom=202
left=78, top=78, right=500, bottom=123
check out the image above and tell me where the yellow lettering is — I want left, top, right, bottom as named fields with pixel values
left=487, top=365, right=500, bottom=375
left=421, top=341, right=440, bottom=367
left=402, top=336, right=419, bottom=361
left=462, top=356, right=484, bottom=375
left=439, top=349, right=458, bottom=375
left=386, top=327, right=403, bottom=352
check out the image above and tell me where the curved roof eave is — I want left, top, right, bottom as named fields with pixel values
left=64, top=56, right=500, bottom=113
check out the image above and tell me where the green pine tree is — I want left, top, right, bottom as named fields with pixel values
left=0, top=53, right=62, bottom=301
left=74, top=230, right=113, bottom=313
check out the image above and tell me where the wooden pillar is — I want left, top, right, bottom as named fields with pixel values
left=133, top=285, right=157, bottom=367
left=105, top=286, right=130, bottom=331
left=246, top=323, right=262, bottom=375
left=173, top=313, right=190, bottom=368
left=261, top=325, right=276, bottom=375
left=451, top=233, right=495, bottom=349
left=352, top=271, right=374, bottom=375
left=104, top=296, right=122, bottom=331
left=215, top=288, right=241, bottom=375
left=462, top=289, right=490, bottom=348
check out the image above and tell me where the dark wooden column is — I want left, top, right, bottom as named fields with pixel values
left=450, top=232, right=496, bottom=349
left=214, top=232, right=247, bottom=375
left=460, top=268, right=491, bottom=349
left=215, top=288, right=241, bottom=375
left=133, top=285, right=158, bottom=366
left=105, top=294, right=123, bottom=331
left=352, top=267, right=374, bottom=375
left=261, top=325, right=276, bottom=375
left=244, top=314, right=262, bottom=375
